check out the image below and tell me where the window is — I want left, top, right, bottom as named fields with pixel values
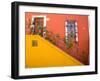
left=65, top=20, right=78, bottom=42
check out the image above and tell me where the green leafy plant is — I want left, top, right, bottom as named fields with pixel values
left=70, top=32, right=76, bottom=38
left=37, top=25, right=43, bottom=36
left=38, top=25, right=42, bottom=30
left=64, top=36, right=73, bottom=49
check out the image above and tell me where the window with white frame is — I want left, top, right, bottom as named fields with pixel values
left=65, top=20, right=78, bottom=42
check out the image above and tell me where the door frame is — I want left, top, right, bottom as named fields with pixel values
left=32, top=15, right=47, bottom=27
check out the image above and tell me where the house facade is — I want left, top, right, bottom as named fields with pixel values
left=25, top=12, right=89, bottom=65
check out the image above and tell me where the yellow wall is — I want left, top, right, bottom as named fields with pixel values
left=26, top=35, right=83, bottom=68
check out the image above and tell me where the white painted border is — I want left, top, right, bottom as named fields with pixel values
left=19, top=5, right=95, bottom=76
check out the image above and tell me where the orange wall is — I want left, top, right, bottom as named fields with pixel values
left=25, top=12, right=89, bottom=57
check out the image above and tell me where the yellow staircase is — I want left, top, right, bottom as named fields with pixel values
left=26, top=35, right=83, bottom=68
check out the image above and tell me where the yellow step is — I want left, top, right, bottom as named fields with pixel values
left=26, top=35, right=83, bottom=68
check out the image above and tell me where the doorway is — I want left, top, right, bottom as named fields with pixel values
left=34, top=17, right=44, bottom=36
left=32, top=16, right=46, bottom=36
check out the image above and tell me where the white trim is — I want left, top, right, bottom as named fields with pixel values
left=65, top=21, right=78, bottom=42
left=75, top=22, right=78, bottom=42
left=65, top=22, right=67, bottom=38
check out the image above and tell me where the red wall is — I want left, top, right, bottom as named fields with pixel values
left=25, top=12, right=89, bottom=62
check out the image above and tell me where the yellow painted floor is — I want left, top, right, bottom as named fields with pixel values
left=25, top=35, right=83, bottom=68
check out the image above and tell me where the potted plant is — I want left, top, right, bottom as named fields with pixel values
left=42, top=26, right=47, bottom=38
left=37, top=25, right=43, bottom=36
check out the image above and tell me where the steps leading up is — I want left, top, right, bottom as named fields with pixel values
left=26, top=35, right=83, bottom=68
